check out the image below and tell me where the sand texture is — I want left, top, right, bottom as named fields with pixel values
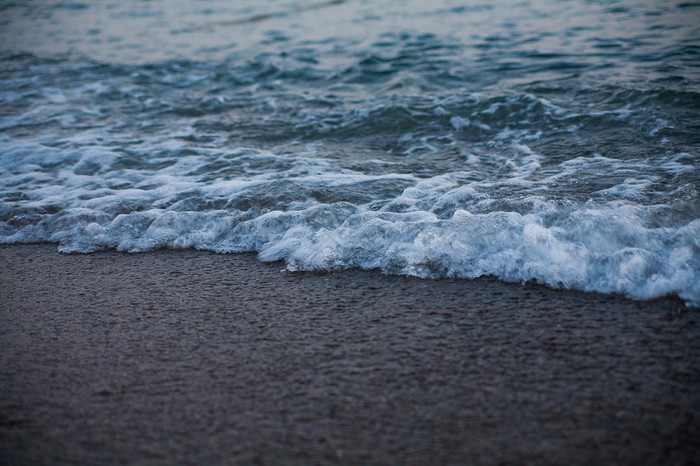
left=1, top=244, right=698, bottom=464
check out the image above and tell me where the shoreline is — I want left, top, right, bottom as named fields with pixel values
left=1, top=244, right=698, bottom=464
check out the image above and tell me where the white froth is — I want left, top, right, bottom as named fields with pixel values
left=3, top=135, right=698, bottom=307
left=1, top=79, right=698, bottom=308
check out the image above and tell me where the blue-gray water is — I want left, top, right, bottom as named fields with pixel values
left=1, top=0, right=699, bottom=306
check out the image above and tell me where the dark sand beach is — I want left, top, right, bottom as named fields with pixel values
left=1, top=244, right=698, bottom=464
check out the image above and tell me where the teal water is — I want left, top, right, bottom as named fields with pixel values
left=1, top=0, right=699, bottom=305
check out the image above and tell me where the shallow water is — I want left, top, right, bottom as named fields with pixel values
left=1, top=0, right=698, bottom=306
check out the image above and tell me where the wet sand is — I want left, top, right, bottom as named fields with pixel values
left=1, top=244, right=698, bottom=464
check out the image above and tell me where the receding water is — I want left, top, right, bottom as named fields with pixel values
left=1, top=0, right=699, bottom=306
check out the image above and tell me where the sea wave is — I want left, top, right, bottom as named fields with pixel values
left=1, top=0, right=698, bottom=307
left=1, top=137, right=698, bottom=307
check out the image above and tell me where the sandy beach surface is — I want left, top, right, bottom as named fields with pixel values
left=1, top=244, right=698, bottom=465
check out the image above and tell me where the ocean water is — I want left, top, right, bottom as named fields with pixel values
left=1, top=0, right=698, bottom=306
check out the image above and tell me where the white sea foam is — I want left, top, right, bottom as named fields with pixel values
left=1, top=137, right=698, bottom=307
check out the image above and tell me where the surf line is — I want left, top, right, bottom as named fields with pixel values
left=196, top=0, right=348, bottom=30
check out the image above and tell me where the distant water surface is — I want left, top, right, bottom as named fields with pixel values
left=1, top=0, right=699, bottom=306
